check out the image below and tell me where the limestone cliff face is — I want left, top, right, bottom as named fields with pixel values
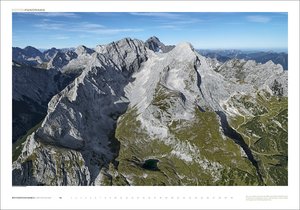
left=12, top=38, right=150, bottom=185
left=12, top=38, right=288, bottom=186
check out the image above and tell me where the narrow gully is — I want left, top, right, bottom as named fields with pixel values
left=216, top=111, right=264, bottom=185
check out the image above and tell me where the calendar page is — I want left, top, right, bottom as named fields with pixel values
left=1, top=0, right=299, bottom=209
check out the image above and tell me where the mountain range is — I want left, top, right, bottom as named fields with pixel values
left=12, top=36, right=288, bottom=186
left=199, top=49, right=288, bottom=70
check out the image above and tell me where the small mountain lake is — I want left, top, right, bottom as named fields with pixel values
left=142, top=159, right=160, bottom=171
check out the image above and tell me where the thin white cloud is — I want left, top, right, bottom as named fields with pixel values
left=172, top=19, right=202, bottom=25
left=34, top=13, right=200, bottom=34
left=29, top=12, right=79, bottom=18
left=68, top=22, right=106, bottom=32
left=131, top=12, right=206, bottom=30
left=33, top=20, right=143, bottom=35
left=54, top=36, right=70, bottom=40
left=246, top=15, right=271, bottom=23
left=158, top=25, right=177, bottom=29
left=158, top=18, right=203, bottom=30
left=34, top=23, right=65, bottom=30
left=92, top=28, right=143, bottom=34
left=82, top=23, right=105, bottom=29
left=176, top=19, right=203, bottom=24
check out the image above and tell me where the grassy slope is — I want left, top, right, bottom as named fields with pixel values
left=106, top=86, right=261, bottom=186
left=228, top=91, right=288, bottom=185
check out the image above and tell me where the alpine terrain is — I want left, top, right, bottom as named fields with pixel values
left=12, top=37, right=288, bottom=186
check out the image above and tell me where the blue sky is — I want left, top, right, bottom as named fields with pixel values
left=13, top=12, right=288, bottom=50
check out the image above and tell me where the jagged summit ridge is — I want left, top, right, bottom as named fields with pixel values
left=145, top=36, right=175, bottom=53
left=75, top=45, right=95, bottom=56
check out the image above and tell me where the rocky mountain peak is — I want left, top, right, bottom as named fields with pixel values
left=265, top=60, right=275, bottom=65
left=12, top=46, right=44, bottom=66
left=173, top=42, right=194, bottom=51
left=145, top=36, right=175, bottom=53
left=167, top=42, right=197, bottom=62
left=23, top=46, right=42, bottom=56
left=94, top=45, right=106, bottom=54
left=47, top=50, right=78, bottom=70
left=147, top=36, right=161, bottom=42
left=75, top=45, right=95, bottom=56
left=94, top=38, right=149, bottom=76
left=43, top=48, right=60, bottom=61
left=44, top=47, right=58, bottom=54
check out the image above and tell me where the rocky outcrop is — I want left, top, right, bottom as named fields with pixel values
left=13, top=46, right=44, bottom=66
left=216, top=59, right=288, bottom=96
left=145, top=36, right=175, bottom=53
left=95, top=38, right=149, bottom=76
left=47, top=51, right=78, bottom=70
left=13, top=133, right=90, bottom=186
left=12, top=45, right=96, bottom=143
left=12, top=61, right=77, bottom=143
